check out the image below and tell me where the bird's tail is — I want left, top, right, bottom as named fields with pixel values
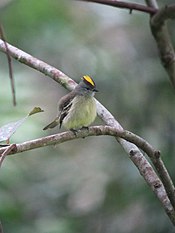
left=43, top=117, right=59, bottom=130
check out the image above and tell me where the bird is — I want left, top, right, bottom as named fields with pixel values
left=43, top=75, right=98, bottom=132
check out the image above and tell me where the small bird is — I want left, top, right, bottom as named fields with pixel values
left=43, top=75, right=98, bottom=131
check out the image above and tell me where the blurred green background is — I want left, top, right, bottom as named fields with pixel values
left=0, top=0, right=175, bottom=232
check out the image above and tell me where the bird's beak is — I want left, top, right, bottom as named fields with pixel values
left=93, top=88, right=99, bottom=92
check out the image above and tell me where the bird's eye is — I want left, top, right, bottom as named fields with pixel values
left=86, top=87, right=90, bottom=90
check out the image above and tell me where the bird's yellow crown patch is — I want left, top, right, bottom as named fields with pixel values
left=83, top=75, right=95, bottom=86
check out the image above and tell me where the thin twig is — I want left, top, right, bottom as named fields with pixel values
left=0, top=143, right=16, bottom=167
left=77, top=0, right=157, bottom=14
left=0, top=24, right=16, bottom=106
left=151, top=4, right=175, bottom=26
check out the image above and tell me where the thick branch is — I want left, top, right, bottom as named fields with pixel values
left=151, top=4, right=175, bottom=25
left=144, top=2, right=175, bottom=88
left=121, top=131, right=175, bottom=210
left=77, top=0, right=157, bottom=14
left=151, top=25, right=175, bottom=89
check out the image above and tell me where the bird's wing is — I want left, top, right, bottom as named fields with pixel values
left=58, top=93, right=76, bottom=128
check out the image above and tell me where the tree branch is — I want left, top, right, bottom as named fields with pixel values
left=0, top=143, right=16, bottom=167
left=0, top=126, right=158, bottom=156
left=77, top=0, right=157, bottom=14
left=0, top=24, right=16, bottom=106
left=0, top=125, right=175, bottom=223
left=0, top=40, right=76, bottom=91
left=120, top=130, right=175, bottom=210
left=151, top=4, right=175, bottom=25
left=0, top=40, right=175, bottom=224
left=144, top=1, right=175, bottom=88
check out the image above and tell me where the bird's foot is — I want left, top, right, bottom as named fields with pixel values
left=81, top=126, right=89, bottom=131
left=70, top=129, right=78, bottom=136
left=80, top=126, right=89, bottom=138
left=70, top=127, right=89, bottom=137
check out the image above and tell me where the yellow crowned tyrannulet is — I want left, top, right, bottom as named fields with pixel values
left=43, top=76, right=98, bottom=131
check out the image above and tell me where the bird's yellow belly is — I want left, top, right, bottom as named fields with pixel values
left=63, top=96, right=97, bottom=130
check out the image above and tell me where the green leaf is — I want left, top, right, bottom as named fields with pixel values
left=28, top=107, right=44, bottom=116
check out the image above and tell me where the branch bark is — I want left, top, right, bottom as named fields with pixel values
left=151, top=5, right=175, bottom=24
left=150, top=9, right=175, bottom=88
left=144, top=1, right=175, bottom=88
left=77, top=0, right=157, bottom=14
left=120, top=130, right=175, bottom=210
left=0, top=39, right=175, bottom=224
left=0, top=126, right=156, bottom=155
